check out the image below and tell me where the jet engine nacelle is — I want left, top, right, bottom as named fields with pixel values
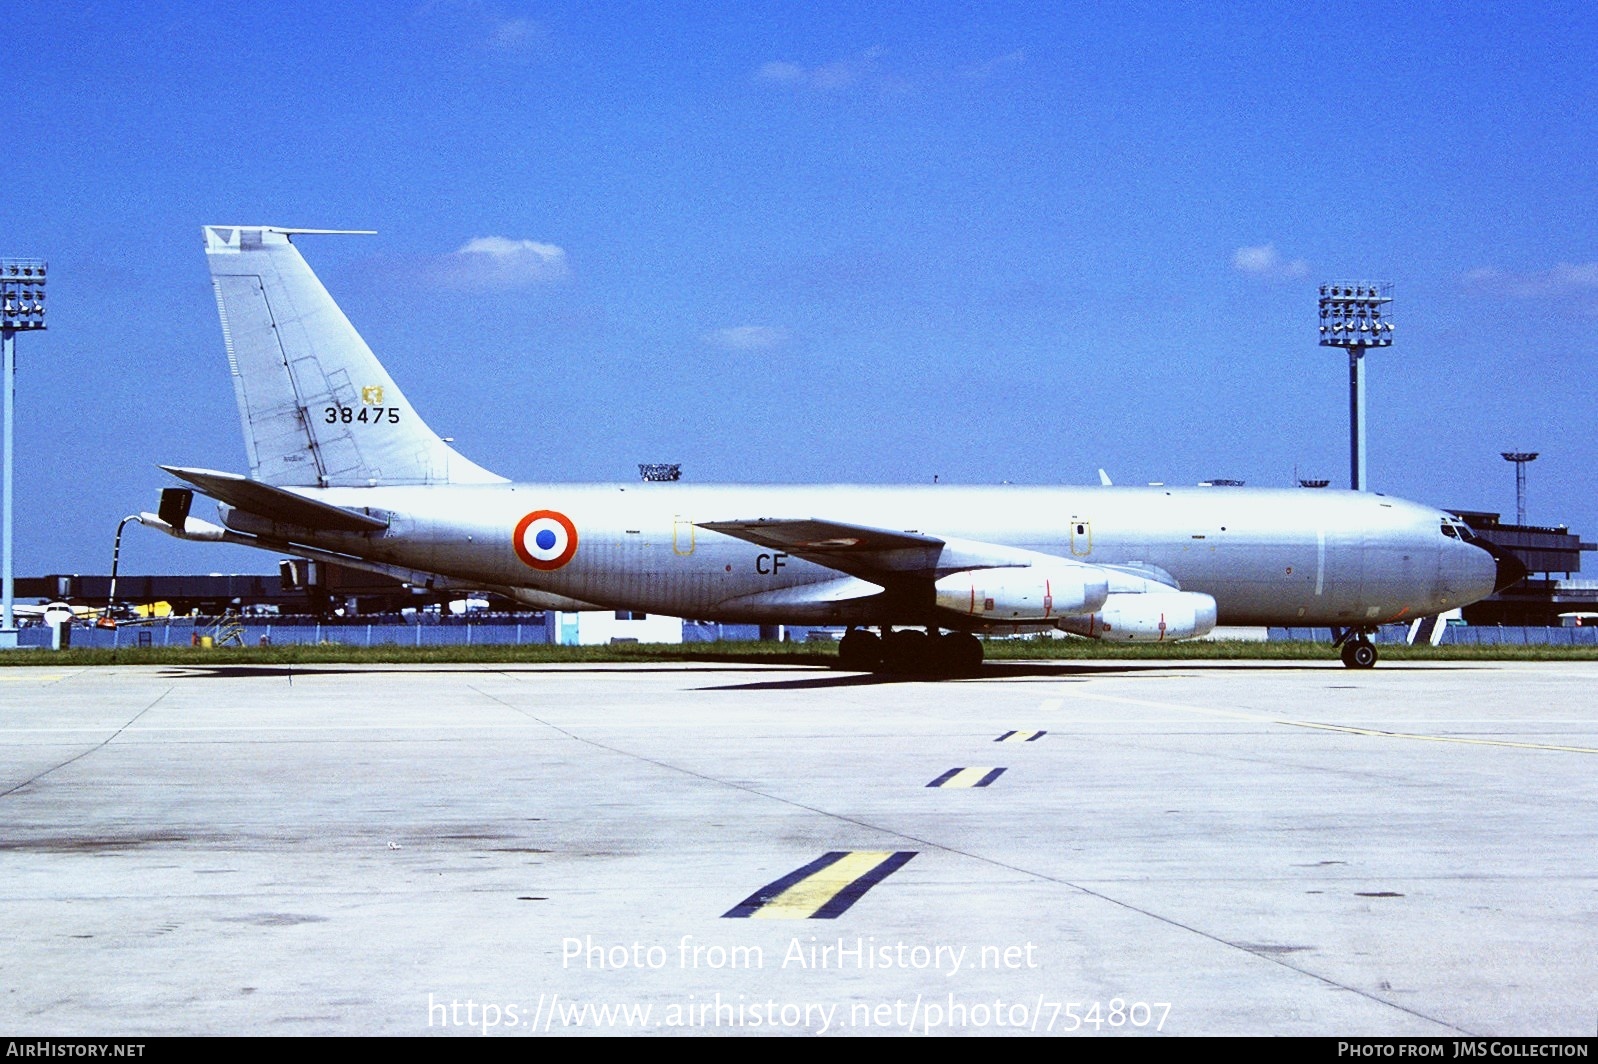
left=1054, top=591, right=1218, bottom=642
left=935, top=566, right=1109, bottom=622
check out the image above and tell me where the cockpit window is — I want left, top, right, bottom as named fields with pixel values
left=1441, top=516, right=1476, bottom=540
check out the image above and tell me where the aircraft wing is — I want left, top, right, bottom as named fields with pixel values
left=696, top=517, right=1067, bottom=584
left=162, top=466, right=389, bottom=532
left=698, top=516, right=1190, bottom=605
left=697, top=518, right=947, bottom=581
left=696, top=517, right=939, bottom=553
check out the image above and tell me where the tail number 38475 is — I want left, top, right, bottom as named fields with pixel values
left=324, top=406, right=401, bottom=424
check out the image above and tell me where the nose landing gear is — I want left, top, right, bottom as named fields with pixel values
left=1334, top=627, right=1379, bottom=669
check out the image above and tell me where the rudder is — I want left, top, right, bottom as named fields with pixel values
left=203, top=225, right=504, bottom=487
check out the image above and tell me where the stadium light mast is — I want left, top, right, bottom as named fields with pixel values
left=1501, top=451, right=1538, bottom=525
left=0, top=259, right=46, bottom=647
left=1318, top=281, right=1393, bottom=492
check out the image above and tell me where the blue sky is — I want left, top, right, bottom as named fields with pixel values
left=5, top=1, right=1597, bottom=576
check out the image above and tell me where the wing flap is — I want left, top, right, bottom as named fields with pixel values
left=697, top=518, right=940, bottom=554
left=698, top=517, right=944, bottom=580
left=162, top=465, right=389, bottom=533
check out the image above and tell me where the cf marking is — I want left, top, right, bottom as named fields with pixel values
left=724, top=851, right=916, bottom=920
left=756, top=552, right=788, bottom=574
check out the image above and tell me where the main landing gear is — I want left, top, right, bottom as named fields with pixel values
left=837, top=626, right=984, bottom=675
left=1334, top=627, right=1379, bottom=669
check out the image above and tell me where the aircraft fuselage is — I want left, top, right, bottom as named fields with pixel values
left=217, top=482, right=1499, bottom=629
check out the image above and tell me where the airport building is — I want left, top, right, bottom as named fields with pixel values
left=1446, top=509, right=1597, bottom=625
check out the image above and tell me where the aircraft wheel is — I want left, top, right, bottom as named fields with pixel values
left=836, top=628, right=882, bottom=670
left=881, top=629, right=932, bottom=674
left=1340, top=639, right=1378, bottom=669
left=938, top=631, right=984, bottom=674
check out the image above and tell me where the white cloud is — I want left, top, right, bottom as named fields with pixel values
left=757, top=48, right=891, bottom=93
left=960, top=49, right=1026, bottom=81
left=487, top=16, right=544, bottom=52
left=1231, top=243, right=1310, bottom=280
left=757, top=47, right=1026, bottom=95
left=757, top=61, right=808, bottom=86
left=705, top=325, right=790, bottom=351
left=438, top=236, right=569, bottom=288
left=413, top=2, right=548, bottom=58
left=1463, top=263, right=1598, bottom=313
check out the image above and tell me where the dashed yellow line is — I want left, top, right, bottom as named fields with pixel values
left=1284, top=720, right=1598, bottom=755
left=1062, top=690, right=1598, bottom=755
left=724, top=851, right=916, bottom=919
left=927, top=767, right=1006, bottom=788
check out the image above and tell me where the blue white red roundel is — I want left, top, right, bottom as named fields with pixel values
left=514, top=510, right=578, bottom=571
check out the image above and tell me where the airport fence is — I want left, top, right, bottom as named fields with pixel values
left=1267, top=625, right=1598, bottom=646
left=22, top=621, right=1598, bottom=652
left=19, top=622, right=551, bottom=651
left=18, top=619, right=769, bottom=651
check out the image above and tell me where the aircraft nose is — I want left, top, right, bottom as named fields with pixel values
left=1487, top=543, right=1527, bottom=593
left=1460, top=539, right=1524, bottom=597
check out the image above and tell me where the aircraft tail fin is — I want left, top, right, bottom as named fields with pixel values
left=202, top=225, right=505, bottom=487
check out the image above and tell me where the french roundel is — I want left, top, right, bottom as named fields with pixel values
left=514, top=510, right=578, bottom=571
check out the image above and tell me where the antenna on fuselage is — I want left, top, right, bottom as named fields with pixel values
left=638, top=463, right=682, bottom=482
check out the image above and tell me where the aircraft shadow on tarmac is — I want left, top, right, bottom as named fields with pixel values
left=154, top=663, right=857, bottom=680
left=158, top=660, right=1468, bottom=684
left=692, top=663, right=1137, bottom=691
left=688, top=660, right=1453, bottom=691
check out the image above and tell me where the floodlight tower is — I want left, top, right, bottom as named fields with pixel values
left=1318, top=281, right=1393, bottom=491
left=1501, top=451, right=1538, bottom=525
left=0, top=260, right=46, bottom=646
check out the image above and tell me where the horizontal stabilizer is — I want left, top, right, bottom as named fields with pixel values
left=161, top=466, right=388, bottom=532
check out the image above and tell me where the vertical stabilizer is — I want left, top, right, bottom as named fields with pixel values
left=203, top=225, right=504, bottom=487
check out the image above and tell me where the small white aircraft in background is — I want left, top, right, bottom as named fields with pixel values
left=140, top=226, right=1521, bottom=671
left=13, top=602, right=95, bottom=628
left=13, top=601, right=170, bottom=630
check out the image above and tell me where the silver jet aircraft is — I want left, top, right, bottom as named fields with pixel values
left=143, top=226, right=1522, bottom=670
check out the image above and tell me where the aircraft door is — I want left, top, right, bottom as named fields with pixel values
left=673, top=515, right=695, bottom=556
left=1070, top=519, right=1092, bottom=557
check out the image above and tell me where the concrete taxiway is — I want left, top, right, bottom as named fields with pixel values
left=1, top=659, right=1596, bottom=1036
